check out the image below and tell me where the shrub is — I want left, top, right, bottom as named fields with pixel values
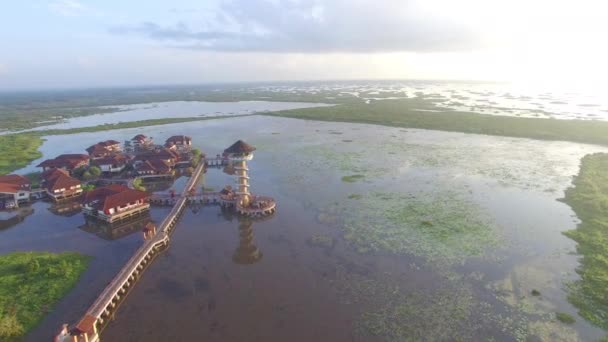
left=0, top=311, right=24, bottom=339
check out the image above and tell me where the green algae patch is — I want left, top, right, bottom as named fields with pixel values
left=347, top=194, right=362, bottom=200
left=341, top=174, right=365, bottom=183
left=340, top=191, right=501, bottom=265
left=0, top=251, right=90, bottom=340
left=561, top=153, right=608, bottom=329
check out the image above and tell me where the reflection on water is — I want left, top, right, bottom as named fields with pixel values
left=233, top=217, right=262, bottom=265
left=48, top=200, right=82, bottom=217
left=0, top=207, right=33, bottom=230
left=78, top=214, right=153, bottom=241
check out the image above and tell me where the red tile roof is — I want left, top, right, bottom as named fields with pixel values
left=136, top=159, right=172, bottom=174
left=86, top=140, right=121, bottom=154
left=132, top=134, right=147, bottom=142
left=37, top=154, right=89, bottom=169
left=165, top=135, right=192, bottom=146
left=0, top=183, right=21, bottom=193
left=46, top=174, right=81, bottom=192
left=0, top=174, right=30, bottom=186
left=134, top=148, right=179, bottom=163
left=92, top=154, right=128, bottom=166
left=0, top=174, right=30, bottom=194
left=83, top=185, right=150, bottom=212
left=41, top=168, right=70, bottom=181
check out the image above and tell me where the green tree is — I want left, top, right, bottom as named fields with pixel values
left=88, top=166, right=101, bottom=177
left=82, top=184, right=95, bottom=192
left=72, top=166, right=87, bottom=179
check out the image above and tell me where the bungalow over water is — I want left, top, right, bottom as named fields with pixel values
left=82, top=185, right=150, bottom=223
left=37, top=154, right=89, bottom=174
left=41, top=169, right=82, bottom=201
left=0, top=175, right=31, bottom=209
left=165, top=135, right=192, bottom=152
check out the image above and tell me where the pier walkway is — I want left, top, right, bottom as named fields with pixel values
left=63, top=161, right=205, bottom=342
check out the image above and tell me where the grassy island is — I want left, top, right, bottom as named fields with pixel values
left=268, top=99, right=608, bottom=147
left=0, top=252, right=90, bottom=340
left=562, top=153, right=608, bottom=329
left=0, top=134, right=43, bottom=175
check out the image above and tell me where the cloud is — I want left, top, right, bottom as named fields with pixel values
left=49, top=0, right=87, bottom=16
left=112, top=0, right=482, bottom=53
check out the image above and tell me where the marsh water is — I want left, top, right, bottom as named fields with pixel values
left=13, top=100, right=331, bottom=133
left=3, top=115, right=607, bottom=341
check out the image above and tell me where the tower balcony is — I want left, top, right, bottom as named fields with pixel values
left=228, top=154, right=253, bottom=162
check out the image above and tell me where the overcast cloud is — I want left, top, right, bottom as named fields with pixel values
left=113, top=0, right=482, bottom=53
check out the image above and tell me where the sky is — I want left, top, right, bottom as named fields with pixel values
left=0, top=0, right=606, bottom=90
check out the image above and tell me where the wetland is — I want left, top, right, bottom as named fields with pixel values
left=2, top=115, right=605, bottom=341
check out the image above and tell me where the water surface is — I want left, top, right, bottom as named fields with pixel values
left=3, top=115, right=607, bottom=341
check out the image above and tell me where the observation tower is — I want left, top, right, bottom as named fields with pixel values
left=223, top=140, right=276, bottom=217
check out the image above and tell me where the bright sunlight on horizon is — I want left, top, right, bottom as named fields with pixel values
left=0, top=0, right=606, bottom=91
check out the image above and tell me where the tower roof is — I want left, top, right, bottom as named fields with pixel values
left=224, top=140, right=256, bottom=154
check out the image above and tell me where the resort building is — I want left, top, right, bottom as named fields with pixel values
left=165, top=135, right=192, bottom=152
left=92, top=154, right=128, bottom=174
left=134, top=159, right=173, bottom=176
left=131, top=134, right=153, bottom=150
left=36, top=154, right=90, bottom=174
left=41, top=168, right=82, bottom=201
left=86, top=140, right=122, bottom=159
left=82, top=184, right=150, bottom=223
left=133, top=148, right=180, bottom=167
left=0, top=175, right=31, bottom=209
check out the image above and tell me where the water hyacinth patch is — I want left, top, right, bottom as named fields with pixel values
left=339, top=191, right=501, bottom=265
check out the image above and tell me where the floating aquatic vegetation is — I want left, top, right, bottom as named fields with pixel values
left=330, top=265, right=532, bottom=341
left=527, top=320, right=580, bottom=342
left=341, top=174, right=365, bottom=183
left=307, top=234, right=334, bottom=249
left=340, top=191, right=501, bottom=265
left=347, top=194, right=362, bottom=200
left=556, top=312, right=576, bottom=324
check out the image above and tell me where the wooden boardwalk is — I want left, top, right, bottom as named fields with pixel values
left=62, top=161, right=206, bottom=342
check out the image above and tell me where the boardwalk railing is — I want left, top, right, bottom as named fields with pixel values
left=63, top=162, right=205, bottom=342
